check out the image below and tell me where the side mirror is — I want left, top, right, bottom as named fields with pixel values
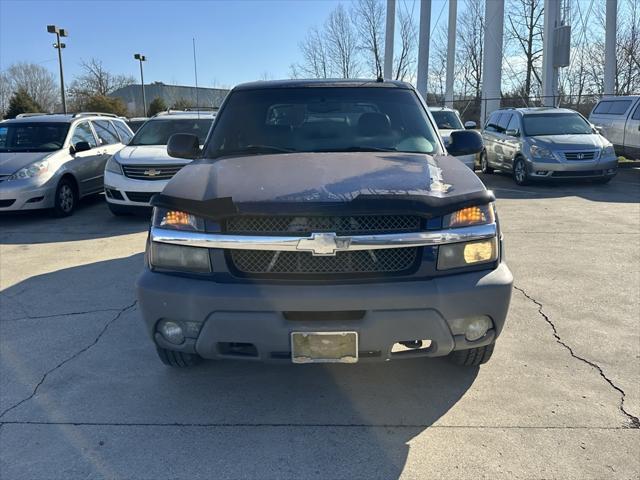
left=447, top=130, right=484, bottom=157
left=592, top=124, right=603, bottom=134
left=464, top=121, right=477, bottom=130
left=71, top=141, right=91, bottom=154
left=167, top=133, right=200, bottom=159
left=505, top=129, right=519, bottom=137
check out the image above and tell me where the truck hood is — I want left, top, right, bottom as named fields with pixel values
left=115, top=145, right=190, bottom=165
left=0, top=151, right=51, bottom=176
left=530, top=134, right=605, bottom=150
left=156, top=152, right=492, bottom=219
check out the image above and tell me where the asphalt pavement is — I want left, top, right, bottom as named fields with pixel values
left=1, top=170, right=639, bottom=479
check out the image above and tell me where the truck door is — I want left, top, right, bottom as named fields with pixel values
left=624, top=101, right=640, bottom=160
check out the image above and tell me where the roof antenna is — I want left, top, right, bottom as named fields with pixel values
left=193, top=37, right=200, bottom=119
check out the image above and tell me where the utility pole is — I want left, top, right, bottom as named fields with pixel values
left=416, top=0, right=432, bottom=99
left=542, top=0, right=560, bottom=106
left=480, top=0, right=504, bottom=123
left=603, top=0, right=617, bottom=96
left=384, top=0, right=396, bottom=80
left=47, top=25, right=68, bottom=114
left=445, top=0, right=457, bottom=108
left=134, top=54, right=147, bottom=116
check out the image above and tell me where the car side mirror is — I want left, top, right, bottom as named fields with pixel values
left=464, top=121, right=477, bottom=130
left=447, top=130, right=484, bottom=157
left=71, top=141, right=91, bottom=154
left=592, top=124, right=603, bottom=134
left=505, top=129, right=520, bottom=137
left=167, top=133, right=201, bottom=159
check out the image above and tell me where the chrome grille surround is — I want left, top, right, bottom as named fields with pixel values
left=122, top=164, right=184, bottom=181
left=562, top=150, right=599, bottom=161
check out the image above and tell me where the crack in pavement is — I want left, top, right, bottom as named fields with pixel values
left=514, top=286, right=640, bottom=429
left=0, top=301, right=137, bottom=420
left=3, top=307, right=124, bottom=323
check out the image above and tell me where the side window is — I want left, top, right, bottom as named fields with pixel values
left=609, top=100, right=632, bottom=115
left=631, top=103, right=640, bottom=120
left=92, top=120, right=120, bottom=145
left=113, top=120, right=133, bottom=144
left=71, top=122, right=97, bottom=148
left=593, top=101, right=612, bottom=114
left=506, top=115, right=520, bottom=135
left=497, top=113, right=512, bottom=133
left=485, top=113, right=502, bottom=132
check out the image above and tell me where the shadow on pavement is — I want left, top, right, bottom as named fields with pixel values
left=1, top=254, right=479, bottom=479
left=478, top=168, right=640, bottom=203
left=0, top=194, right=150, bottom=245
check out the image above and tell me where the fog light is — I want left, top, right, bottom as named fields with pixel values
left=159, top=320, right=185, bottom=345
left=464, top=316, right=492, bottom=342
left=536, top=170, right=548, bottom=175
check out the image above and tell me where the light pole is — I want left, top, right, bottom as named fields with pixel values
left=134, top=54, right=147, bottom=116
left=47, top=25, right=68, bottom=114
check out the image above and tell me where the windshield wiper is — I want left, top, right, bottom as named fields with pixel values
left=317, top=146, right=397, bottom=153
left=213, top=145, right=296, bottom=158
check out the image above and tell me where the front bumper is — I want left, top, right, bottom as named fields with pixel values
left=104, top=170, right=170, bottom=207
left=136, top=262, right=513, bottom=362
left=527, top=156, right=618, bottom=179
left=0, top=178, right=56, bottom=211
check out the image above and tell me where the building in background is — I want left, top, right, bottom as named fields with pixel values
left=109, top=82, right=230, bottom=115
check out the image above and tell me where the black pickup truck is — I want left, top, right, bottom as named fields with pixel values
left=136, top=80, right=513, bottom=368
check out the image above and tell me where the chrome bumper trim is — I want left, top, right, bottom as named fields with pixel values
left=150, top=223, right=497, bottom=256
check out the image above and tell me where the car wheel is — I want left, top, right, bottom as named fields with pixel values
left=53, top=178, right=77, bottom=217
left=156, top=347, right=202, bottom=368
left=480, top=151, right=493, bottom=174
left=448, top=342, right=495, bottom=366
left=513, top=157, right=530, bottom=186
left=107, top=203, right=131, bottom=216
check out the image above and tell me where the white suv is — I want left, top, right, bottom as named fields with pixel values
left=0, top=113, right=132, bottom=216
left=104, top=110, right=216, bottom=215
left=429, top=107, right=478, bottom=170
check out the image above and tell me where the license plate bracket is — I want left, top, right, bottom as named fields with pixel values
left=291, top=331, right=358, bottom=364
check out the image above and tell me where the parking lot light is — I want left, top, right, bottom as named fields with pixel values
left=47, top=25, right=68, bottom=114
left=134, top=53, right=147, bottom=116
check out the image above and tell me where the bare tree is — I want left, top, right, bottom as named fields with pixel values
left=427, top=25, right=448, bottom=100
left=0, top=72, right=11, bottom=117
left=293, top=27, right=332, bottom=78
left=325, top=5, right=360, bottom=78
left=394, top=6, right=418, bottom=81
left=457, top=0, right=484, bottom=100
left=353, top=0, right=385, bottom=79
left=3, top=62, right=58, bottom=112
left=68, top=58, right=135, bottom=108
left=505, top=0, right=544, bottom=97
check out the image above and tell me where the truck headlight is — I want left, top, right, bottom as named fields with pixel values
left=149, top=242, right=211, bottom=273
left=105, top=156, right=123, bottom=174
left=437, top=237, right=498, bottom=270
left=444, top=204, right=495, bottom=228
left=7, top=159, right=49, bottom=181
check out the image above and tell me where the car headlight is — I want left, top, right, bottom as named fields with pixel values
left=105, top=156, right=123, bottom=175
left=443, top=204, right=495, bottom=228
left=602, top=145, right=616, bottom=158
left=530, top=145, right=555, bottom=160
left=437, top=237, right=498, bottom=270
left=152, top=208, right=205, bottom=231
left=7, top=159, right=49, bottom=181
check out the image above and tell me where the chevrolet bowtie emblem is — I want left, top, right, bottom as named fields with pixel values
left=144, top=168, right=161, bottom=176
left=296, top=233, right=351, bottom=256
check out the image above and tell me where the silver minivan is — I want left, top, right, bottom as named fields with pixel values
left=589, top=95, right=640, bottom=160
left=480, top=107, right=618, bottom=185
left=0, top=113, right=132, bottom=216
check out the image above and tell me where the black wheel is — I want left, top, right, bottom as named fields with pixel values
left=448, top=342, right=495, bottom=366
left=107, top=202, right=131, bottom=216
left=513, top=157, right=530, bottom=186
left=53, top=177, right=77, bottom=217
left=480, top=151, right=494, bottom=174
left=156, top=347, right=202, bottom=368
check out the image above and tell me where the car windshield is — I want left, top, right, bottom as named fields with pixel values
left=522, top=113, right=593, bottom=136
left=0, top=123, right=69, bottom=152
left=430, top=110, right=464, bottom=130
left=206, top=87, right=441, bottom=158
left=130, top=118, right=214, bottom=146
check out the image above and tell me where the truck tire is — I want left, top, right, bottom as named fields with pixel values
left=448, top=342, right=495, bottom=366
left=156, top=347, right=202, bottom=367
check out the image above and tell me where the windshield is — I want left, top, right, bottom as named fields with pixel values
left=206, top=87, right=441, bottom=158
left=0, top=123, right=69, bottom=152
left=522, top=113, right=593, bottom=136
left=430, top=110, right=464, bottom=130
left=130, top=118, right=214, bottom=146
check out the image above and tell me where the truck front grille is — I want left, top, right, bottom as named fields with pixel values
left=122, top=164, right=184, bottom=181
left=225, top=215, right=422, bottom=277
